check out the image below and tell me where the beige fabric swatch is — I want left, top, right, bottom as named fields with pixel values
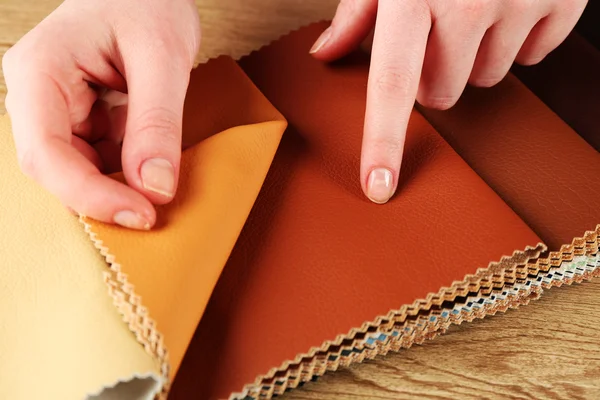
left=0, top=114, right=162, bottom=399
left=0, top=77, right=285, bottom=398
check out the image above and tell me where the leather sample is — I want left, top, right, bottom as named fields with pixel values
left=83, top=57, right=286, bottom=392
left=0, top=56, right=285, bottom=399
left=512, top=32, right=600, bottom=151
left=3, top=19, right=600, bottom=400
left=0, top=114, right=161, bottom=400
left=417, top=74, right=600, bottom=250
left=169, top=22, right=546, bottom=400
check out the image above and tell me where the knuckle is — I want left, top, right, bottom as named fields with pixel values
left=508, top=0, right=537, bottom=14
left=418, top=94, right=458, bottom=110
left=370, top=136, right=405, bottom=160
left=139, top=15, right=200, bottom=69
left=149, top=32, right=197, bottom=71
left=458, top=0, right=493, bottom=17
left=16, top=147, right=39, bottom=178
left=2, top=46, right=15, bottom=73
left=563, top=0, right=587, bottom=11
left=2, top=45, right=23, bottom=80
left=470, top=75, right=504, bottom=88
left=374, top=65, right=413, bottom=99
left=133, top=106, right=182, bottom=146
left=516, top=53, right=546, bottom=66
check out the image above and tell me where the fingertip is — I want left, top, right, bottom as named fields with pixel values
left=75, top=175, right=158, bottom=230
left=112, top=209, right=154, bottom=231
left=121, top=135, right=182, bottom=206
left=138, top=157, right=177, bottom=203
left=364, top=167, right=397, bottom=204
left=309, top=26, right=333, bottom=56
left=310, top=0, right=378, bottom=61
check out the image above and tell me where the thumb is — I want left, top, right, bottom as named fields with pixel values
left=120, top=49, right=193, bottom=205
left=309, top=0, right=378, bottom=61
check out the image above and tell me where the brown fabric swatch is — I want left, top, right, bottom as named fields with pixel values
left=170, top=22, right=542, bottom=400
left=512, top=32, right=600, bottom=151
left=418, top=74, right=600, bottom=250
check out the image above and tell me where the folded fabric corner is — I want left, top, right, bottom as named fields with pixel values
left=0, top=55, right=286, bottom=400
left=79, top=57, right=287, bottom=398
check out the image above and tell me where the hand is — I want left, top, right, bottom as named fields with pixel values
left=310, top=0, right=587, bottom=204
left=2, top=0, right=201, bottom=229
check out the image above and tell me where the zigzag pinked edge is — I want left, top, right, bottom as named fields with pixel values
left=79, top=215, right=171, bottom=400
left=247, top=252, right=600, bottom=399
left=228, top=245, right=546, bottom=381
left=78, top=203, right=599, bottom=400
left=231, top=225, right=600, bottom=399
left=250, top=286, right=545, bottom=399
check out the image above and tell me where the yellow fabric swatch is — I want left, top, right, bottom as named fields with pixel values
left=0, top=114, right=160, bottom=400
left=0, top=57, right=286, bottom=399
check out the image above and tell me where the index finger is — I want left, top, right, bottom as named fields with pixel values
left=361, top=1, right=431, bottom=204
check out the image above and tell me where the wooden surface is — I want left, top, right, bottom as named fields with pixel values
left=0, top=0, right=338, bottom=113
left=1, top=1, right=599, bottom=399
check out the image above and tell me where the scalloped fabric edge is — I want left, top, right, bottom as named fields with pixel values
left=230, top=225, right=600, bottom=399
left=235, top=230, right=600, bottom=399
left=80, top=216, right=171, bottom=400
left=79, top=200, right=599, bottom=400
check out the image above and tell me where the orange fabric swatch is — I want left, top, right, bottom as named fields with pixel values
left=83, top=57, right=286, bottom=385
left=170, top=23, right=543, bottom=399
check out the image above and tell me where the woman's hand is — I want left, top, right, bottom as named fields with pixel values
left=2, top=0, right=201, bottom=229
left=310, top=0, right=588, bottom=204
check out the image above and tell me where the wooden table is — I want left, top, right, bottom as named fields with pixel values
left=2, top=1, right=599, bottom=398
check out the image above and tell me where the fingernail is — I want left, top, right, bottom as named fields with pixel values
left=366, top=168, right=395, bottom=204
left=140, top=158, right=175, bottom=197
left=113, top=210, right=151, bottom=230
left=310, top=27, right=332, bottom=54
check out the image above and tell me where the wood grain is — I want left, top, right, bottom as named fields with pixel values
left=1, top=1, right=599, bottom=399
left=284, top=281, right=600, bottom=400
left=0, top=0, right=338, bottom=113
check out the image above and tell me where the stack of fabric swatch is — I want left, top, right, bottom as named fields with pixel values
left=1, top=9, right=599, bottom=400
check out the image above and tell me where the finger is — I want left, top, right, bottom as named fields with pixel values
left=469, top=21, right=535, bottom=87
left=72, top=135, right=103, bottom=170
left=102, top=90, right=129, bottom=144
left=73, top=99, right=111, bottom=142
left=119, top=48, right=193, bottom=204
left=416, top=6, right=491, bottom=110
left=361, top=1, right=431, bottom=204
left=516, top=1, right=587, bottom=65
left=469, top=1, right=553, bottom=86
left=309, top=0, right=378, bottom=60
left=7, top=71, right=156, bottom=229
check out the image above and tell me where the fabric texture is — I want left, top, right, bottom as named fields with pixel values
left=1, top=19, right=599, bottom=400
left=418, top=73, right=600, bottom=250
left=0, top=56, right=285, bottom=400
left=512, top=32, right=600, bottom=152
left=170, top=23, right=590, bottom=399
left=0, top=114, right=161, bottom=400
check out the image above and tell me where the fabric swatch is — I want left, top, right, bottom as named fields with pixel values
left=512, top=32, right=600, bottom=152
left=0, top=114, right=161, bottom=400
left=0, top=56, right=285, bottom=400
left=1, top=20, right=599, bottom=400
